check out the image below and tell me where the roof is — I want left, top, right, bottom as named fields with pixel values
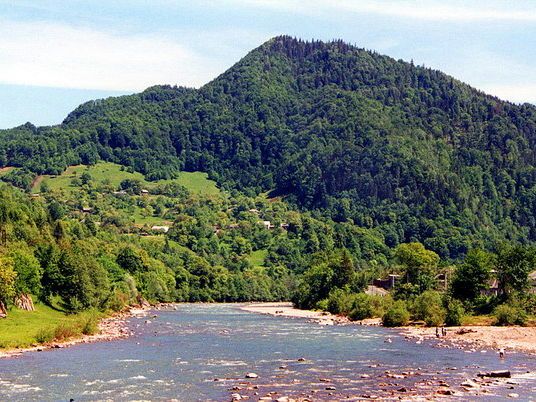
left=365, top=285, right=389, bottom=296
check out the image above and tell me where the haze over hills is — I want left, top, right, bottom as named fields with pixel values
left=1, top=36, right=535, bottom=258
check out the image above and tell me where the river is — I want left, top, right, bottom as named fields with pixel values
left=0, top=304, right=534, bottom=401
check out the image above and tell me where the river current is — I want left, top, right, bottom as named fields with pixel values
left=0, top=304, right=534, bottom=401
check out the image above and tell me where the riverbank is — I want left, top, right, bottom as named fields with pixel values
left=240, top=302, right=381, bottom=326
left=0, top=305, right=151, bottom=359
left=242, top=302, right=536, bottom=355
left=401, top=325, right=536, bottom=355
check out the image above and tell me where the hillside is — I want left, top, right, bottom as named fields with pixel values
left=1, top=36, right=535, bottom=258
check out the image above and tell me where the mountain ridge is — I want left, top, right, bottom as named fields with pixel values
left=1, top=35, right=535, bottom=258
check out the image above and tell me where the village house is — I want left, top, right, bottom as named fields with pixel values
left=259, top=220, right=275, bottom=229
left=373, top=274, right=400, bottom=290
left=481, top=278, right=500, bottom=297
left=151, top=225, right=170, bottom=233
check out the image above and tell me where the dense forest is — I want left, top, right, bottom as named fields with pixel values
left=0, top=167, right=534, bottom=342
left=1, top=36, right=536, bottom=259
left=0, top=37, right=535, bottom=346
left=0, top=172, right=391, bottom=319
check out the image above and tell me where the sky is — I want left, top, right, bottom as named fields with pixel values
left=0, top=0, right=535, bottom=129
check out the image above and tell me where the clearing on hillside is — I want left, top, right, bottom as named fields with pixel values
left=31, top=162, right=220, bottom=196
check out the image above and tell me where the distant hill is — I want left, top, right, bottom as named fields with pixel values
left=1, top=36, right=535, bottom=258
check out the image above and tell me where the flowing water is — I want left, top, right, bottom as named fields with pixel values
left=0, top=304, right=535, bottom=401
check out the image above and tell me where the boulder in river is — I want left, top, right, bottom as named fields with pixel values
left=461, top=379, right=480, bottom=388
left=245, top=372, right=258, bottom=379
left=477, top=370, right=511, bottom=378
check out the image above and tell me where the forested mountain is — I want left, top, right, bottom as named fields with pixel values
left=2, top=36, right=536, bottom=258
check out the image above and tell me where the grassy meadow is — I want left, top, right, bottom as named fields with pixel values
left=32, top=162, right=220, bottom=196
left=0, top=302, right=101, bottom=349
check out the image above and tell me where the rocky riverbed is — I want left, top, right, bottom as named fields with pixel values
left=0, top=303, right=534, bottom=401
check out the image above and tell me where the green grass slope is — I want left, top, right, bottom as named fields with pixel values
left=32, top=162, right=220, bottom=196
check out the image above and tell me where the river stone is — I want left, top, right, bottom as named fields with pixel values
left=245, top=372, right=258, bottom=379
left=461, top=379, right=480, bottom=388
left=508, top=393, right=519, bottom=398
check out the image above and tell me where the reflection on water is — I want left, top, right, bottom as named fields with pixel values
left=0, top=304, right=535, bottom=401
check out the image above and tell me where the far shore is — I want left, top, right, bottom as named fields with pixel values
left=401, top=325, right=536, bottom=355
left=241, top=302, right=536, bottom=355
left=0, top=305, right=153, bottom=360
left=240, top=302, right=380, bottom=325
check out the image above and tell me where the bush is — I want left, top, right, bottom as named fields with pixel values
left=445, top=299, right=464, bottom=326
left=315, top=298, right=329, bottom=311
left=53, top=323, right=81, bottom=341
left=327, top=289, right=355, bottom=315
left=348, top=293, right=374, bottom=320
left=80, top=315, right=99, bottom=335
left=382, top=300, right=410, bottom=327
left=35, top=327, right=54, bottom=344
left=493, top=304, right=527, bottom=326
left=413, top=290, right=446, bottom=326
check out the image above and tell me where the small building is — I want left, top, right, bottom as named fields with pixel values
left=151, top=225, right=169, bottom=233
left=373, top=274, right=400, bottom=290
left=141, top=189, right=150, bottom=195
left=279, top=223, right=290, bottom=230
left=365, top=285, right=389, bottom=297
left=81, top=207, right=93, bottom=214
left=112, top=190, right=127, bottom=196
left=259, top=220, right=275, bottom=230
left=481, top=278, right=500, bottom=297
left=436, top=273, right=448, bottom=291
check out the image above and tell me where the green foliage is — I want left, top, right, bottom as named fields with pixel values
left=0, top=37, right=535, bottom=260
left=496, top=244, right=536, bottom=299
left=9, top=245, right=42, bottom=296
left=395, top=242, right=439, bottom=292
left=0, top=257, right=17, bottom=309
left=382, top=300, right=410, bottom=327
left=348, top=293, right=391, bottom=321
left=326, top=288, right=356, bottom=315
left=451, top=249, right=493, bottom=301
left=493, top=304, right=527, bottom=326
left=412, top=290, right=446, bottom=326
left=444, top=298, right=465, bottom=326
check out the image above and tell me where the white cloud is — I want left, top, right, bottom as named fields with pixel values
left=0, top=20, right=224, bottom=91
left=480, top=84, right=536, bottom=105
left=227, top=0, right=536, bottom=22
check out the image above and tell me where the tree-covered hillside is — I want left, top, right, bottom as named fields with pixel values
left=1, top=36, right=536, bottom=258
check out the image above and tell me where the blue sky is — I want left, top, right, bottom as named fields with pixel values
left=1, top=0, right=535, bottom=128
